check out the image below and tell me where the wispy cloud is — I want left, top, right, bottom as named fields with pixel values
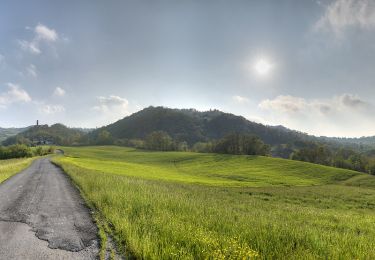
left=37, top=103, right=65, bottom=114
left=0, top=83, right=32, bottom=108
left=0, top=54, right=5, bottom=70
left=18, top=23, right=59, bottom=54
left=315, top=0, right=375, bottom=36
left=339, top=93, right=367, bottom=108
left=53, top=87, right=66, bottom=97
left=259, top=93, right=373, bottom=137
left=26, top=64, right=37, bottom=78
left=259, top=93, right=368, bottom=114
left=259, top=95, right=307, bottom=113
left=232, top=95, right=249, bottom=104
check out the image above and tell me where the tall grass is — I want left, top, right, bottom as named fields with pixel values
left=0, top=158, right=35, bottom=183
left=53, top=146, right=375, bottom=259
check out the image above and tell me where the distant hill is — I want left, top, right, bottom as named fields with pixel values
left=89, top=106, right=315, bottom=146
left=87, top=106, right=375, bottom=154
left=2, top=124, right=85, bottom=146
left=320, top=136, right=375, bottom=146
left=0, top=127, right=28, bottom=142
left=3, top=106, right=374, bottom=155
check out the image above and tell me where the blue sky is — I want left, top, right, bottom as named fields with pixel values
left=0, top=0, right=375, bottom=137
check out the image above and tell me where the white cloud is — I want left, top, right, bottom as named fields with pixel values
left=0, top=83, right=32, bottom=108
left=92, top=95, right=130, bottom=124
left=35, top=24, right=58, bottom=42
left=19, top=23, right=59, bottom=55
left=0, top=84, right=65, bottom=114
left=37, top=103, right=65, bottom=114
left=259, top=93, right=368, bottom=114
left=232, top=95, right=249, bottom=104
left=53, top=87, right=66, bottom=97
left=26, top=64, right=37, bottom=78
left=259, top=95, right=307, bottom=113
left=93, top=95, right=129, bottom=113
left=315, top=0, right=375, bottom=36
left=259, top=93, right=374, bottom=137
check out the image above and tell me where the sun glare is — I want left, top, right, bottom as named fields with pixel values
left=254, top=59, right=273, bottom=76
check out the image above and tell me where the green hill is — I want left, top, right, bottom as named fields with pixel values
left=92, top=106, right=375, bottom=150
left=2, top=123, right=84, bottom=146
left=91, top=106, right=313, bottom=146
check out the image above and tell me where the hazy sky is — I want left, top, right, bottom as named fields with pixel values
left=1, top=0, right=375, bottom=137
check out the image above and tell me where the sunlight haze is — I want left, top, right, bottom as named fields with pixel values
left=0, top=0, right=374, bottom=137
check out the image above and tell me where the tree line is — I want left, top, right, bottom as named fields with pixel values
left=0, top=145, right=55, bottom=160
left=290, top=142, right=375, bottom=175
left=88, top=129, right=375, bottom=175
left=90, top=130, right=270, bottom=156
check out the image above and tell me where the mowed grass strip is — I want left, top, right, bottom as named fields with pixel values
left=53, top=146, right=375, bottom=259
left=0, top=158, right=35, bottom=183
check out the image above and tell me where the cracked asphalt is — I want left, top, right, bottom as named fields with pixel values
left=0, top=158, right=99, bottom=259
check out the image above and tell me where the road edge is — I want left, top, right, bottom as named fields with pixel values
left=50, top=156, right=124, bottom=260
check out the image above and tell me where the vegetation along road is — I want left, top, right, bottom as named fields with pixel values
left=54, top=146, right=375, bottom=259
left=0, top=158, right=99, bottom=259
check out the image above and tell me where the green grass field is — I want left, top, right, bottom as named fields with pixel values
left=53, top=146, right=375, bottom=259
left=0, top=158, right=35, bottom=183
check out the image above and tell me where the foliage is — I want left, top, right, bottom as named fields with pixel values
left=96, top=130, right=113, bottom=145
left=2, top=123, right=84, bottom=146
left=191, top=141, right=213, bottom=153
left=145, top=131, right=174, bottom=151
left=88, top=106, right=315, bottom=146
left=213, top=133, right=270, bottom=155
left=0, top=145, right=55, bottom=159
left=53, top=146, right=375, bottom=259
left=291, top=143, right=375, bottom=175
left=0, top=144, right=33, bottom=159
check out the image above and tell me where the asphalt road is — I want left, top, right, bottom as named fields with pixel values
left=0, top=158, right=99, bottom=259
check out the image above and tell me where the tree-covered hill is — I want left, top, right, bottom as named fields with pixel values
left=90, top=106, right=315, bottom=146
left=3, top=106, right=374, bottom=174
left=2, top=123, right=85, bottom=146
left=99, top=106, right=375, bottom=148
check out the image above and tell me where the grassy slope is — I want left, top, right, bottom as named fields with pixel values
left=53, top=146, right=375, bottom=259
left=0, top=158, right=35, bottom=183
left=58, top=146, right=360, bottom=187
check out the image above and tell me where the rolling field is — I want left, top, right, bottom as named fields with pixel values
left=53, top=146, right=375, bottom=259
left=0, top=158, right=35, bottom=183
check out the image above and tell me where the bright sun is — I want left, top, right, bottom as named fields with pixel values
left=254, top=59, right=272, bottom=76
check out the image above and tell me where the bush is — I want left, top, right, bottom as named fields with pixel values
left=213, top=133, right=270, bottom=156
left=192, top=142, right=214, bottom=153
left=0, top=144, right=33, bottom=159
left=33, top=146, right=56, bottom=156
left=0, top=145, right=56, bottom=160
left=145, top=131, right=174, bottom=151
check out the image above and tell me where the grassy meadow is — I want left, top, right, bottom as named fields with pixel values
left=53, top=146, right=375, bottom=259
left=0, top=158, right=35, bottom=183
